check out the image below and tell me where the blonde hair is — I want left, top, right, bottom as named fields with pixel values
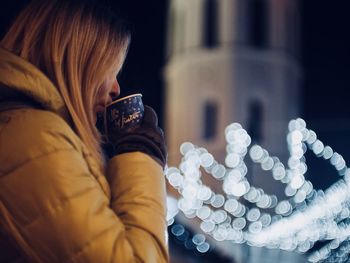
left=0, top=0, right=131, bottom=171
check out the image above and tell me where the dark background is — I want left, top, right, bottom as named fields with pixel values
left=1, top=0, right=350, bottom=194
left=301, top=1, right=350, bottom=190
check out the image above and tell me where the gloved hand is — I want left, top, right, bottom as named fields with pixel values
left=98, top=105, right=167, bottom=168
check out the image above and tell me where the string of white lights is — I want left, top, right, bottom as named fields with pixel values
left=165, top=118, right=350, bottom=262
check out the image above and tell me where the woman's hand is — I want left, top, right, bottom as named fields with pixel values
left=100, top=105, right=167, bottom=168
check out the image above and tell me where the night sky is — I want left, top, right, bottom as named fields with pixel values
left=301, top=1, right=350, bottom=189
left=1, top=0, right=350, bottom=190
left=301, top=0, right=350, bottom=121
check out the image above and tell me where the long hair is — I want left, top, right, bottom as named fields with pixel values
left=0, top=0, right=131, bottom=171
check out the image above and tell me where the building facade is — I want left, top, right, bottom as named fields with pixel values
left=164, top=0, right=305, bottom=262
left=165, top=0, right=302, bottom=196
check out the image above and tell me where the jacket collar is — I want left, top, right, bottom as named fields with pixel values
left=0, top=47, right=70, bottom=123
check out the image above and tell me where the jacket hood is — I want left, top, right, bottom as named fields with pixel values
left=0, top=47, right=70, bottom=122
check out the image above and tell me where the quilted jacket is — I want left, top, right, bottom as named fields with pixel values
left=0, top=47, right=169, bottom=263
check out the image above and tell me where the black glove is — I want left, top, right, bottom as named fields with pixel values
left=98, top=105, right=167, bottom=168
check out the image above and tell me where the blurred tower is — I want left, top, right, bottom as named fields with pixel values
left=165, top=0, right=302, bottom=197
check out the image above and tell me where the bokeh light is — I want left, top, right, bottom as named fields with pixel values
left=165, top=118, right=350, bottom=262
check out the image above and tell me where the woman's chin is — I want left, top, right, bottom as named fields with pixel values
left=95, top=104, right=105, bottom=113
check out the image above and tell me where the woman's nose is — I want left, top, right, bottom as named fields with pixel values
left=109, top=80, right=120, bottom=100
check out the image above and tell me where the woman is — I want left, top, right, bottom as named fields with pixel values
left=0, top=0, right=168, bottom=262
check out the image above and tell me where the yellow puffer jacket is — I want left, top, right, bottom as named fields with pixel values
left=0, top=47, right=169, bottom=263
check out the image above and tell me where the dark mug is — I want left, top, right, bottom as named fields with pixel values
left=104, top=93, right=144, bottom=137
